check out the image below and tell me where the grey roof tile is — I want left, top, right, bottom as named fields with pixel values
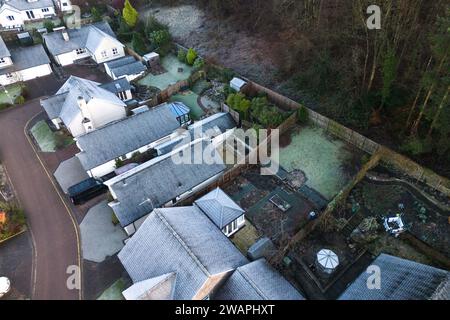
left=76, top=103, right=182, bottom=171
left=0, top=36, right=10, bottom=58
left=106, top=140, right=226, bottom=227
left=2, top=0, right=54, bottom=10
left=195, top=187, right=244, bottom=229
left=339, top=254, right=450, bottom=300
left=215, top=259, right=305, bottom=300
left=0, top=44, right=50, bottom=75
left=118, top=206, right=248, bottom=299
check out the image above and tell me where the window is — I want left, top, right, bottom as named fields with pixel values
left=0, top=58, right=5, bottom=64
left=76, top=48, right=86, bottom=55
left=101, top=50, right=107, bottom=58
left=26, top=11, right=35, bottom=19
left=62, top=2, right=68, bottom=6
left=237, top=215, right=245, bottom=224
left=112, top=48, right=118, bottom=55
left=6, top=73, right=13, bottom=79
left=117, top=91, right=127, bottom=100
left=42, top=8, right=50, bottom=13
left=6, top=16, right=15, bottom=21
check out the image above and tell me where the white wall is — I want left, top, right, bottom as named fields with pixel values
left=0, top=57, right=13, bottom=69
left=0, top=4, right=56, bottom=28
left=91, top=38, right=125, bottom=64
left=57, top=0, right=73, bottom=12
left=88, top=98, right=126, bottom=129
left=0, top=63, right=52, bottom=86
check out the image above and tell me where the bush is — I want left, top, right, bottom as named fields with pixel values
left=186, top=48, right=198, bottom=66
left=193, top=58, right=205, bottom=70
left=115, top=158, right=124, bottom=168
left=177, top=48, right=187, bottom=63
left=226, top=93, right=251, bottom=119
left=145, top=16, right=168, bottom=34
left=0, top=103, right=12, bottom=111
left=91, top=7, right=103, bottom=22
left=297, top=105, right=309, bottom=124
left=400, top=137, right=432, bottom=156
left=122, top=0, right=138, bottom=27
left=251, top=97, right=286, bottom=128
left=149, top=29, right=171, bottom=47
left=131, top=32, right=147, bottom=55
left=43, top=20, right=55, bottom=32
left=14, top=95, right=25, bottom=105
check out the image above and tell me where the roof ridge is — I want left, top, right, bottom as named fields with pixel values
left=155, top=209, right=212, bottom=277
left=236, top=263, right=269, bottom=300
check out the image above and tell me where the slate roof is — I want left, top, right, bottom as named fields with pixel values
left=195, top=187, right=245, bottom=229
left=215, top=259, right=305, bottom=300
left=118, top=206, right=248, bottom=300
left=41, top=76, right=125, bottom=126
left=43, top=21, right=120, bottom=56
left=122, top=272, right=177, bottom=300
left=189, top=112, right=236, bottom=139
left=339, top=254, right=450, bottom=300
left=106, top=140, right=226, bottom=227
left=76, top=103, right=182, bottom=171
left=0, top=36, right=10, bottom=58
left=2, top=0, right=54, bottom=10
left=0, top=44, right=50, bottom=75
left=99, top=77, right=131, bottom=94
left=105, top=56, right=146, bottom=78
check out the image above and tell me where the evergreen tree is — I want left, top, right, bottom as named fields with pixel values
left=122, top=0, right=138, bottom=28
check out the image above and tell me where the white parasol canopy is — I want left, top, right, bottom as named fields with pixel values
left=0, top=277, right=11, bottom=297
left=317, top=249, right=339, bottom=270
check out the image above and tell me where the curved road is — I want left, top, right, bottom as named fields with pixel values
left=0, top=100, right=80, bottom=300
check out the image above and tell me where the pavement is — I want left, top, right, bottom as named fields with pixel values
left=0, top=100, right=80, bottom=299
left=54, top=156, right=89, bottom=194
left=80, top=201, right=127, bottom=263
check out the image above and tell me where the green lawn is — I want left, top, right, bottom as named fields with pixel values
left=138, top=54, right=194, bottom=90
left=97, top=278, right=126, bottom=300
left=0, top=84, right=22, bottom=105
left=169, top=91, right=204, bottom=120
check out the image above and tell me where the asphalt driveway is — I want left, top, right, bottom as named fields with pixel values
left=0, top=100, right=80, bottom=300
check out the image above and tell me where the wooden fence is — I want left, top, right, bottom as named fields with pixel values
left=246, top=81, right=450, bottom=196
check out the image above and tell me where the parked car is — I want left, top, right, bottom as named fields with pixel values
left=0, top=277, right=10, bottom=298
left=68, top=178, right=107, bottom=205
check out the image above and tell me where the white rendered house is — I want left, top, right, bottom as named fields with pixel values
left=43, top=21, right=125, bottom=66
left=40, top=76, right=127, bottom=137
left=0, top=0, right=56, bottom=29
left=0, top=36, right=52, bottom=85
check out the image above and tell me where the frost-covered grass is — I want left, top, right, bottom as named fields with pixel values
left=30, top=120, right=57, bottom=152
left=279, top=126, right=353, bottom=200
left=138, top=54, right=193, bottom=90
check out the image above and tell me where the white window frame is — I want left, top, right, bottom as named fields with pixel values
left=6, top=73, right=13, bottom=79
left=101, top=50, right=107, bottom=58
left=42, top=8, right=50, bottom=13
left=6, top=16, right=15, bottom=21
left=76, top=48, right=86, bottom=55
left=112, top=48, right=118, bottom=55
left=0, top=58, right=5, bottom=64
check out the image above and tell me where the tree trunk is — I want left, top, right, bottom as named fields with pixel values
left=427, top=86, right=449, bottom=138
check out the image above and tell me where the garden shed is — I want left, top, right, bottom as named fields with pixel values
left=230, top=77, right=247, bottom=92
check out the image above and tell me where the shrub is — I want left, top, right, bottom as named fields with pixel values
left=250, top=97, right=286, bottom=128
left=226, top=93, right=251, bottom=119
left=14, top=95, right=26, bottom=105
left=43, top=20, right=55, bottom=32
left=20, top=85, right=29, bottom=99
left=115, top=158, right=125, bottom=168
left=149, top=29, right=171, bottom=47
left=0, top=103, right=12, bottom=111
left=122, top=0, right=138, bottom=27
left=131, top=32, right=147, bottom=55
left=400, top=137, right=432, bottom=156
left=186, top=48, right=198, bottom=66
left=193, top=58, right=205, bottom=70
left=297, top=105, right=309, bottom=124
left=145, top=16, right=168, bottom=34
left=91, top=7, right=103, bottom=23
left=177, top=48, right=187, bottom=63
